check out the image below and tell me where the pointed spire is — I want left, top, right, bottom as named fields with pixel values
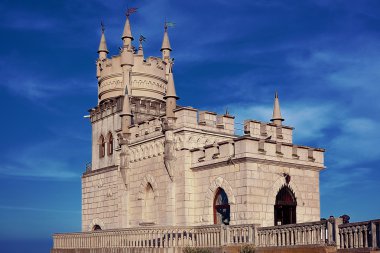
left=161, top=25, right=172, bottom=52
left=120, top=94, right=133, bottom=134
left=164, top=62, right=178, bottom=100
left=271, top=91, right=284, bottom=126
left=98, top=22, right=109, bottom=56
left=122, top=14, right=133, bottom=41
left=137, top=35, right=145, bottom=57
left=164, top=61, right=179, bottom=118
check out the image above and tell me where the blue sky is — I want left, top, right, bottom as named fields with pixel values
left=1, top=0, right=380, bottom=251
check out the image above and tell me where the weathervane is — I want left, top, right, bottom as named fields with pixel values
left=100, top=21, right=105, bottom=33
left=164, top=19, right=175, bottom=30
left=126, top=7, right=138, bottom=17
left=139, top=35, right=146, bottom=43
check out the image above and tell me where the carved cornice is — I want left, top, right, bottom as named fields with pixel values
left=191, top=156, right=325, bottom=171
left=82, top=165, right=118, bottom=178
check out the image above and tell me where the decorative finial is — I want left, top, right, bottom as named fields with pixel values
left=225, top=107, right=230, bottom=116
left=139, top=35, right=146, bottom=43
left=168, top=58, right=175, bottom=73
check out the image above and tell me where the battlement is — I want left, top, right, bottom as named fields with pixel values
left=244, top=119, right=293, bottom=144
left=190, top=136, right=324, bottom=169
left=128, top=117, right=163, bottom=144
left=174, top=107, right=235, bottom=135
left=89, top=96, right=123, bottom=123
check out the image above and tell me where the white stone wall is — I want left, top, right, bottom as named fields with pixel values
left=84, top=113, right=322, bottom=230
left=91, top=113, right=121, bottom=171
left=82, top=168, right=122, bottom=231
left=188, top=161, right=320, bottom=227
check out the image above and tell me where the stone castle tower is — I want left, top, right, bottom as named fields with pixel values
left=82, top=13, right=325, bottom=232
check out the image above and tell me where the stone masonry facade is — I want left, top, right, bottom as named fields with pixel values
left=81, top=13, right=325, bottom=232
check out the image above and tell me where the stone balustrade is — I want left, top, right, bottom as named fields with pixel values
left=52, top=219, right=380, bottom=252
left=54, top=225, right=221, bottom=250
left=256, top=220, right=336, bottom=247
left=338, top=219, right=380, bottom=250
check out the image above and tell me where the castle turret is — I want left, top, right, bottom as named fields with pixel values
left=120, top=14, right=134, bottom=95
left=271, top=91, right=284, bottom=126
left=98, top=24, right=109, bottom=60
left=164, top=62, right=179, bottom=118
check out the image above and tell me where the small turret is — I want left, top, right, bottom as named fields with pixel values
left=271, top=91, right=284, bottom=126
left=98, top=22, right=109, bottom=60
left=164, top=61, right=179, bottom=118
left=120, top=12, right=135, bottom=96
left=161, top=24, right=172, bottom=61
left=137, top=35, right=145, bottom=57
left=120, top=94, right=133, bottom=134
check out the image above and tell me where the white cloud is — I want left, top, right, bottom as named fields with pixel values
left=227, top=102, right=335, bottom=143
left=328, top=118, right=380, bottom=168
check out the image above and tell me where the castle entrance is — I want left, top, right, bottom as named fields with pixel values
left=274, top=186, right=296, bottom=225
left=213, top=188, right=230, bottom=225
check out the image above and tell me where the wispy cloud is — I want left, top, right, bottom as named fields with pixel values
left=225, top=101, right=335, bottom=143
left=0, top=140, right=82, bottom=181
left=0, top=205, right=80, bottom=214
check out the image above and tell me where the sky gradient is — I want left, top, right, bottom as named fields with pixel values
left=1, top=0, right=380, bottom=252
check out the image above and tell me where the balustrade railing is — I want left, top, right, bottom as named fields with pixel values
left=256, top=219, right=340, bottom=247
left=52, top=219, right=380, bottom=251
left=53, top=224, right=247, bottom=249
left=338, top=219, right=379, bottom=250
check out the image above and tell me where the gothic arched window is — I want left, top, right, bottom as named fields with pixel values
left=99, top=135, right=105, bottom=158
left=107, top=132, right=113, bottom=155
left=213, top=188, right=230, bottom=225
left=274, top=185, right=297, bottom=225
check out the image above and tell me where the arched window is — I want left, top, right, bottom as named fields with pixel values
left=99, top=135, right=105, bottom=158
left=213, top=188, right=230, bottom=225
left=274, top=186, right=297, bottom=225
left=92, top=224, right=102, bottom=231
left=107, top=132, right=113, bottom=155
left=143, top=183, right=155, bottom=222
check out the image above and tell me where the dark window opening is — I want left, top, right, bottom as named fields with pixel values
left=99, top=135, right=105, bottom=158
left=93, top=225, right=102, bottom=231
left=213, top=188, right=230, bottom=225
left=107, top=132, right=113, bottom=155
left=274, top=186, right=297, bottom=225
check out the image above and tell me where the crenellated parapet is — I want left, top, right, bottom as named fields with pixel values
left=244, top=120, right=293, bottom=143
left=174, top=107, right=235, bottom=136
left=190, top=135, right=325, bottom=170
left=128, top=117, right=163, bottom=144
left=90, top=96, right=124, bottom=123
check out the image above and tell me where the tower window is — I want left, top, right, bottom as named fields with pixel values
left=213, top=188, right=230, bottom=225
left=107, top=132, right=113, bottom=155
left=99, top=135, right=105, bottom=158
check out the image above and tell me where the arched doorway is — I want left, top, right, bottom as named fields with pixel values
left=92, top=224, right=102, bottom=231
left=213, top=188, right=230, bottom=225
left=274, top=186, right=296, bottom=225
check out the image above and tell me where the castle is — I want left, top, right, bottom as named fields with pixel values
left=52, top=12, right=380, bottom=253
left=83, top=12, right=323, bottom=231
